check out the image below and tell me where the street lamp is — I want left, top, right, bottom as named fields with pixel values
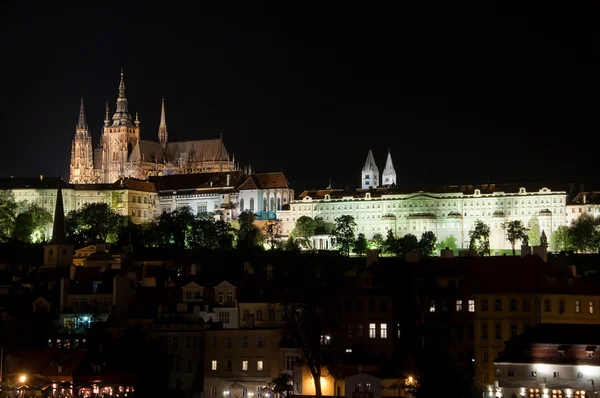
left=18, top=375, right=27, bottom=384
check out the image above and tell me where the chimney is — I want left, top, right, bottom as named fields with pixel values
left=69, top=264, right=76, bottom=281
left=40, top=175, right=43, bottom=181
left=532, top=245, right=548, bottom=262
left=583, top=193, right=587, bottom=204
left=227, top=174, right=231, bottom=186
left=366, top=250, right=379, bottom=267
left=441, top=248, right=454, bottom=258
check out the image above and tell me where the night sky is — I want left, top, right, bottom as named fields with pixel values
left=2, top=2, right=599, bottom=191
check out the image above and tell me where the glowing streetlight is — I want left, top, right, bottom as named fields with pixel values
left=19, top=375, right=27, bottom=383
left=408, top=376, right=414, bottom=383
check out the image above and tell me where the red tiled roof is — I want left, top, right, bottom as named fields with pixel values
left=238, top=173, right=290, bottom=190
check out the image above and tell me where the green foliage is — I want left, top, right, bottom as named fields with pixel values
left=353, top=233, right=368, bottom=256
left=236, top=211, right=263, bottom=249
left=436, top=235, right=457, bottom=252
left=417, top=231, right=437, bottom=256
left=528, top=216, right=541, bottom=246
left=14, top=213, right=34, bottom=242
left=469, top=219, right=490, bottom=256
left=570, top=213, right=600, bottom=253
left=501, top=220, right=527, bottom=256
left=291, top=216, right=317, bottom=249
left=540, top=230, right=548, bottom=248
left=269, top=373, right=294, bottom=398
left=369, top=232, right=384, bottom=251
left=331, top=215, right=356, bottom=256
left=18, top=203, right=52, bottom=242
left=384, top=229, right=396, bottom=254
left=550, top=226, right=572, bottom=252
left=314, top=216, right=333, bottom=235
left=396, top=233, right=418, bottom=256
left=283, top=237, right=301, bottom=251
left=0, top=191, right=18, bottom=242
left=264, top=219, right=283, bottom=249
left=66, top=202, right=122, bottom=245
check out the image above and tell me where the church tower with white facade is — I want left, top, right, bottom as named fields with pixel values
left=361, top=149, right=380, bottom=189
left=381, top=149, right=397, bottom=187
left=100, top=69, right=140, bottom=183
left=69, top=99, right=95, bottom=183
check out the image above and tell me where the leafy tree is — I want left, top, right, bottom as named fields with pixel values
left=384, top=229, right=396, bottom=254
left=436, top=235, right=457, bottom=252
left=369, top=233, right=384, bottom=251
left=550, top=225, right=572, bottom=252
left=570, top=213, right=599, bottom=253
left=331, top=215, right=356, bottom=256
left=314, top=216, right=333, bottom=235
left=13, top=213, right=34, bottom=242
left=269, top=373, right=293, bottom=398
left=396, top=233, right=419, bottom=256
left=528, top=216, right=541, bottom=246
left=0, top=191, right=18, bottom=242
left=417, top=231, right=437, bottom=256
left=501, top=220, right=527, bottom=256
left=291, top=216, right=316, bottom=249
left=353, top=233, right=368, bottom=256
left=66, top=202, right=122, bottom=245
left=540, top=230, right=548, bottom=248
left=469, top=219, right=490, bottom=256
left=18, top=203, right=52, bottom=242
left=264, top=219, right=283, bottom=249
left=236, top=211, right=263, bottom=249
left=283, top=237, right=301, bottom=251
left=155, top=206, right=196, bottom=249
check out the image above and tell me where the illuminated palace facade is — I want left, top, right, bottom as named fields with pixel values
left=280, top=149, right=571, bottom=251
left=70, top=70, right=237, bottom=184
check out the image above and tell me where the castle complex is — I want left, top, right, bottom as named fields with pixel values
left=70, top=70, right=236, bottom=184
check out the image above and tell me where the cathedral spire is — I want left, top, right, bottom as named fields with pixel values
left=158, top=95, right=168, bottom=148
left=382, top=148, right=397, bottom=187
left=104, top=101, right=111, bottom=126
left=77, top=98, right=87, bottom=130
left=361, top=148, right=380, bottom=189
left=113, top=68, right=132, bottom=123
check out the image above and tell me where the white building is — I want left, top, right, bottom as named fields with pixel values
left=566, top=192, right=600, bottom=225
left=361, top=149, right=380, bottom=189
left=381, top=149, right=397, bottom=187
left=237, top=172, right=294, bottom=220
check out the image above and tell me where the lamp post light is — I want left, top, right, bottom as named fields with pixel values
left=18, top=375, right=27, bottom=384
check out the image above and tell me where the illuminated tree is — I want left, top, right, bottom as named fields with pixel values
left=369, top=232, right=384, bottom=251
left=17, top=203, right=52, bottom=242
left=418, top=231, right=437, bottom=256
left=353, top=233, right=368, bottom=256
left=528, top=216, right=541, bottom=246
left=550, top=226, right=572, bottom=252
left=540, top=230, right=548, bottom=248
left=291, top=216, right=317, bottom=249
left=436, top=235, right=457, bottom=252
left=395, top=233, right=418, bottom=257
left=331, top=215, right=356, bottom=256
left=469, top=219, right=490, bottom=256
left=0, top=191, right=17, bottom=242
left=264, top=219, right=283, bottom=249
left=569, top=213, right=599, bottom=253
left=236, top=211, right=263, bottom=249
left=501, top=220, right=527, bottom=256
left=269, top=373, right=293, bottom=398
left=384, top=229, right=396, bottom=254
left=66, top=202, right=122, bottom=245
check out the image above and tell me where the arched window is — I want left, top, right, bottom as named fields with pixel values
left=240, top=198, right=245, bottom=212
left=112, top=151, right=118, bottom=161
left=250, top=198, right=255, bottom=212
left=263, top=198, right=268, bottom=211
left=277, top=197, right=281, bottom=210
left=270, top=197, right=275, bottom=211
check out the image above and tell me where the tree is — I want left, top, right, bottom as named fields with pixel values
left=291, top=216, right=317, bottom=249
left=550, top=225, right=572, bottom=252
left=314, top=216, right=333, bottom=235
left=66, top=202, right=122, bottom=245
left=540, top=230, right=548, bottom=248
left=469, top=219, right=490, bottom=256
left=369, top=233, right=384, bottom=251
left=353, top=233, right=368, bottom=256
left=19, top=203, right=52, bottom=242
left=384, top=229, right=396, bottom=255
left=528, top=216, right=541, bottom=246
left=236, top=211, right=263, bottom=249
left=417, top=231, right=437, bottom=256
left=436, top=235, right=457, bottom=252
left=331, top=215, right=356, bottom=256
left=570, top=213, right=599, bottom=253
left=0, top=191, right=18, bottom=242
left=283, top=237, right=301, bottom=251
left=13, top=213, right=34, bottom=242
left=501, top=220, right=527, bottom=256
left=264, top=219, right=283, bottom=249
left=269, top=373, right=293, bottom=398
left=396, top=234, right=419, bottom=257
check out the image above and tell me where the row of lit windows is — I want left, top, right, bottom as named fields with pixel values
left=211, top=359, right=264, bottom=372
left=430, top=300, right=475, bottom=313
left=211, top=335, right=265, bottom=348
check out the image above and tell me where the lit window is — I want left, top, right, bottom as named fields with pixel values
left=345, top=349, right=352, bottom=353
left=429, top=301, right=435, bottom=312
left=211, top=360, right=217, bottom=371
left=456, top=300, right=463, bottom=312
left=369, top=323, right=376, bottom=338
left=257, top=360, right=264, bottom=372
left=380, top=323, right=387, bottom=338
left=589, top=301, right=595, bottom=314
left=242, top=361, right=248, bottom=371
left=468, top=300, right=475, bottom=312
left=576, top=300, right=581, bottom=313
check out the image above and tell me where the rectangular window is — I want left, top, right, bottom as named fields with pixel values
left=212, top=336, right=217, bottom=348
left=369, top=323, right=376, bottom=338
left=257, top=360, right=264, bottom=372
left=482, top=324, right=488, bottom=339
left=243, top=336, right=248, bottom=348
left=559, top=300, right=565, bottom=313
left=211, top=386, right=217, bottom=397
left=495, top=299, right=502, bottom=311
left=226, top=360, right=232, bottom=371
left=357, top=324, right=363, bottom=337
left=510, top=299, right=517, bottom=312
left=257, top=336, right=264, bottom=348
left=511, top=324, right=517, bottom=339
left=544, top=299, right=551, bottom=312
left=219, top=311, right=230, bottom=324
left=256, top=309, right=262, bottom=321
left=576, top=300, right=581, bottom=313
left=456, top=300, right=463, bottom=312
left=198, top=203, right=208, bottom=213
left=523, top=298, right=531, bottom=312
left=187, top=360, right=193, bottom=373
left=468, top=300, right=475, bottom=312
left=226, top=337, right=232, bottom=348
left=482, top=372, right=489, bottom=382
left=589, top=301, right=595, bottom=314
left=553, top=372, right=560, bottom=378
left=495, top=324, right=502, bottom=339
left=211, top=360, right=217, bottom=371
left=242, top=360, right=248, bottom=371
left=227, top=291, right=233, bottom=303
left=508, top=370, right=514, bottom=377
left=243, top=309, right=250, bottom=320
left=187, top=337, right=197, bottom=347
left=285, top=355, right=299, bottom=371
left=380, top=323, right=387, bottom=338
left=481, top=299, right=488, bottom=311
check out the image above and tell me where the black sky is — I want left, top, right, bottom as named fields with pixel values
left=2, top=1, right=599, bottom=191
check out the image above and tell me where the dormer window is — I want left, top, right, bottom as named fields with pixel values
left=587, top=351, right=594, bottom=359
left=557, top=350, right=565, bottom=357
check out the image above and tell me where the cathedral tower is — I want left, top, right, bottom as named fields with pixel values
left=100, top=69, right=140, bottom=183
left=158, top=96, right=168, bottom=148
left=361, top=149, right=380, bottom=189
left=382, top=149, right=397, bottom=187
left=69, top=99, right=95, bottom=183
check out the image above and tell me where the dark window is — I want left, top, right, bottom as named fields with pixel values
left=495, top=299, right=502, bottom=311
left=481, top=299, right=488, bottom=311
left=510, top=299, right=517, bottom=311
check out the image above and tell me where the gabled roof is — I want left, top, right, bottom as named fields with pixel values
left=165, top=138, right=229, bottom=163
left=215, top=280, right=236, bottom=289
left=238, top=172, right=290, bottom=190
left=182, top=281, right=203, bottom=289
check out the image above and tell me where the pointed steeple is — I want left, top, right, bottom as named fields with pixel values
left=49, top=178, right=69, bottom=245
left=382, top=149, right=397, bottom=187
left=77, top=98, right=87, bottom=130
left=158, top=95, right=168, bottom=148
left=104, top=101, right=111, bottom=126
left=113, top=68, right=132, bottom=124
left=135, top=111, right=140, bottom=127
left=361, top=149, right=380, bottom=189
